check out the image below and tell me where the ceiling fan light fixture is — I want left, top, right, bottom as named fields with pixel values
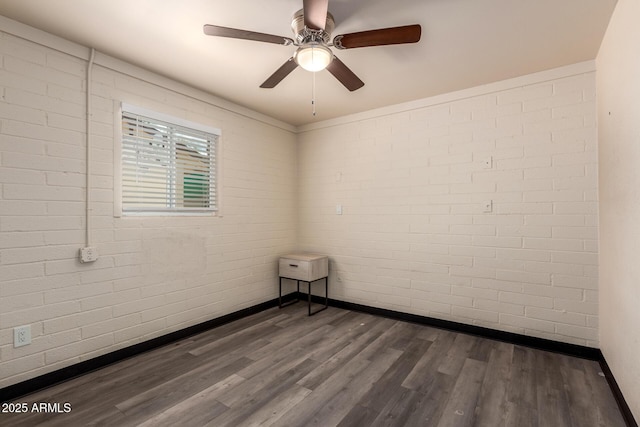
left=294, top=42, right=333, bottom=72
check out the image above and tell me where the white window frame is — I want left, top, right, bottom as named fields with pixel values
left=114, top=102, right=221, bottom=217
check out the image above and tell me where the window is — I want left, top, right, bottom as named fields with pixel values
left=119, top=104, right=219, bottom=214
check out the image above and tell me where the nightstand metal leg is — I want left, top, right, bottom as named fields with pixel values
left=308, top=277, right=328, bottom=316
left=324, top=276, right=328, bottom=307
left=278, top=277, right=299, bottom=308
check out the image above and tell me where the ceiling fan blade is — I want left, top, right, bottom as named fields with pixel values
left=303, top=0, right=329, bottom=30
left=203, top=24, right=294, bottom=45
left=326, top=56, right=364, bottom=92
left=260, top=58, right=298, bottom=88
left=333, top=24, right=421, bottom=49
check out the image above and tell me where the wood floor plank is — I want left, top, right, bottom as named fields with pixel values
left=188, top=318, right=283, bottom=357
left=113, top=356, right=243, bottom=414
left=115, top=357, right=252, bottom=423
left=216, top=352, right=316, bottom=408
left=504, top=400, right=538, bottom=427
left=296, top=316, right=395, bottom=390
left=247, top=310, right=349, bottom=361
left=268, top=351, right=374, bottom=426
left=473, top=341, right=514, bottom=427
left=306, top=317, right=395, bottom=364
left=581, top=360, right=628, bottom=427
left=437, top=333, right=480, bottom=376
left=3, top=305, right=628, bottom=427
left=19, top=342, right=201, bottom=405
left=402, top=373, right=456, bottom=426
left=337, top=404, right=380, bottom=427
left=535, top=351, right=573, bottom=427
left=402, top=329, right=456, bottom=391
left=562, top=365, right=605, bottom=427
left=238, top=384, right=312, bottom=427
left=468, top=335, right=497, bottom=362
left=357, top=337, right=433, bottom=411
left=200, top=307, right=289, bottom=340
left=206, top=358, right=317, bottom=426
left=347, top=320, right=407, bottom=362
left=385, top=322, right=423, bottom=351
left=327, top=309, right=370, bottom=328
left=369, top=386, right=427, bottom=427
left=507, top=345, right=538, bottom=412
left=298, top=347, right=404, bottom=426
left=7, top=352, right=211, bottom=427
left=416, top=324, right=444, bottom=341
left=269, top=305, right=351, bottom=331
left=436, top=357, right=488, bottom=427
left=233, top=324, right=334, bottom=382
left=135, top=374, right=244, bottom=427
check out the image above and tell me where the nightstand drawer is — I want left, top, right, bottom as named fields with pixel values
left=279, top=254, right=328, bottom=282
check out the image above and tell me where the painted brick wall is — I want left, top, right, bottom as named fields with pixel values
left=0, top=30, right=297, bottom=387
left=298, top=69, right=599, bottom=346
left=0, top=17, right=601, bottom=390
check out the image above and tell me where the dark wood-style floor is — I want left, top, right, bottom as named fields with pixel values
left=3, top=304, right=626, bottom=426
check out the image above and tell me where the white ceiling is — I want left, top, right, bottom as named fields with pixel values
left=0, top=0, right=617, bottom=127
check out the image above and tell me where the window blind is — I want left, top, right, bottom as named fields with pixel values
left=121, top=110, right=217, bottom=213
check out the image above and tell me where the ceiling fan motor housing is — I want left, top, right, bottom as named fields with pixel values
left=291, top=8, right=335, bottom=43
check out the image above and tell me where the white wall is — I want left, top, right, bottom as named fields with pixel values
left=0, top=26, right=297, bottom=387
left=298, top=65, right=599, bottom=346
left=597, top=0, right=640, bottom=420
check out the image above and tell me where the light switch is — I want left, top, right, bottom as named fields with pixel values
left=336, top=204, right=343, bottom=215
left=483, top=200, right=493, bottom=213
left=483, top=156, right=493, bottom=169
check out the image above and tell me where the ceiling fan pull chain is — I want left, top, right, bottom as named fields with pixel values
left=312, top=70, right=317, bottom=116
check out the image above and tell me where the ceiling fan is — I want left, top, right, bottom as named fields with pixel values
left=203, top=0, right=421, bottom=91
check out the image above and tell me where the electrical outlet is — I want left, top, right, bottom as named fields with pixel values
left=14, top=325, right=31, bottom=348
left=79, top=247, right=98, bottom=263
left=336, top=204, right=343, bottom=215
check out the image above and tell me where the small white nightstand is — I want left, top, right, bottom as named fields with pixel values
left=279, top=253, right=329, bottom=316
